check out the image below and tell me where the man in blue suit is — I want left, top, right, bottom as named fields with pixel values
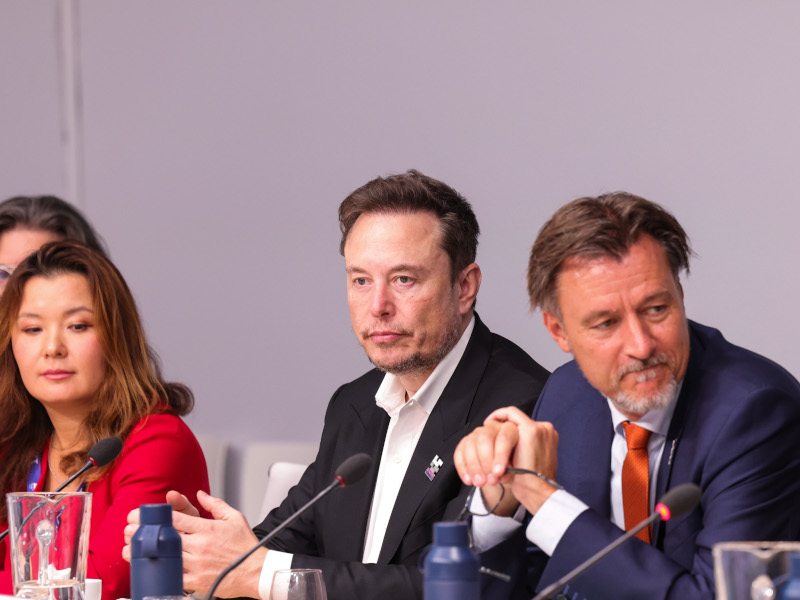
left=455, top=192, right=800, bottom=599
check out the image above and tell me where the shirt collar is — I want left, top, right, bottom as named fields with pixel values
left=607, top=381, right=683, bottom=437
left=375, top=315, right=476, bottom=418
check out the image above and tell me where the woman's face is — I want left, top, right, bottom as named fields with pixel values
left=11, top=273, right=107, bottom=416
left=0, top=228, right=61, bottom=292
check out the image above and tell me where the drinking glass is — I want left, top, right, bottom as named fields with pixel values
left=714, top=541, right=800, bottom=600
left=269, top=569, right=327, bottom=600
left=6, top=492, right=92, bottom=600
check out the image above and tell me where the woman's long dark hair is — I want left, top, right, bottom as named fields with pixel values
left=0, top=241, right=192, bottom=521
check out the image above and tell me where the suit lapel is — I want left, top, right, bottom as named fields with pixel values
left=336, top=393, right=391, bottom=561
left=377, top=317, right=493, bottom=564
left=651, top=325, right=705, bottom=545
left=573, top=390, right=613, bottom=519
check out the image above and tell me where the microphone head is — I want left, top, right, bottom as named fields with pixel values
left=88, top=436, right=123, bottom=467
left=655, top=482, right=701, bottom=521
left=334, top=453, right=372, bottom=487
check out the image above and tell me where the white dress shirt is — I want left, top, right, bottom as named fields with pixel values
left=258, top=316, right=475, bottom=598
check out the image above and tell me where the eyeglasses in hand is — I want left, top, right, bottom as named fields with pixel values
left=457, top=467, right=563, bottom=520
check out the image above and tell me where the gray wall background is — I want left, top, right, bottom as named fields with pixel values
left=3, top=2, right=799, bottom=461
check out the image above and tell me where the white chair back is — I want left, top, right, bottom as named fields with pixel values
left=239, top=442, right=317, bottom=523
left=260, top=461, right=310, bottom=518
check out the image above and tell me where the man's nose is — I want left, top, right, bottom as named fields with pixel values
left=623, top=317, right=656, bottom=361
left=369, top=282, right=395, bottom=318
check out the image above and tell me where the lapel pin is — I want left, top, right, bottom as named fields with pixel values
left=668, top=438, right=678, bottom=466
left=425, top=455, right=444, bottom=481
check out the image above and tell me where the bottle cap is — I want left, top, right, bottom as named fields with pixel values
left=139, top=504, right=173, bottom=525
left=433, top=521, right=470, bottom=546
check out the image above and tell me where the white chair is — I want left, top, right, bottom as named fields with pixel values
left=195, top=434, right=229, bottom=499
left=238, top=442, right=317, bottom=523
left=260, top=461, right=310, bottom=518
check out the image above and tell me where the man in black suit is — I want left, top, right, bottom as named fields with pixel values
left=124, top=170, right=548, bottom=599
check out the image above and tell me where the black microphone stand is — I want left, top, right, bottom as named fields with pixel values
left=203, top=453, right=372, bottom=600
left=204, top=476, right=344, bottom=600
left=532, top=513, right=658, bottom=600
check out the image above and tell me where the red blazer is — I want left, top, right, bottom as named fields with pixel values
left=1, top=413, right=210, bottom=600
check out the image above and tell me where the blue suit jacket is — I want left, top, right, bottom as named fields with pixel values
left=523, top=321, right=800, bottom=599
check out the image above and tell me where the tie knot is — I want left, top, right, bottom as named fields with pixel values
left=623, top=421, right=652, bottom=450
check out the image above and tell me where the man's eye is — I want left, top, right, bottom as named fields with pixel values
left=592, top=319, right=615, bottom=330
left=354, top=277, right=368, bottom=286
left=647, top=305, right=668, bottom=316
left=397, top=276, right=412, bottom=284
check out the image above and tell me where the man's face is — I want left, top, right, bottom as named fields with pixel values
left=542, top=235, right=690, bottom=419
left=344, top=211, right=478, bottom=387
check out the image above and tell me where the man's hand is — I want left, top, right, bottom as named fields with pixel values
left=454, top=406, right=560, bottom=516
left=498, top=407, right=560, bottom=514
left=123, top=491, right=265, bottom=598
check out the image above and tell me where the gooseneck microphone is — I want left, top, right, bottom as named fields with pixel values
left=532, top=483, right=702, bottom=600
left=203, top=452, right=373, bottom=600
left=0, top=436, right=124, bottom=542
left=63, top=436, right=124, bottom=486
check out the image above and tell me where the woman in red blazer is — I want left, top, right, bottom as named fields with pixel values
left=0, top=241, right=210, bottom=600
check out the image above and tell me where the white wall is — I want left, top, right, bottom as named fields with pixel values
left=3, top=1, right=799, bottom=456
left=1, top=1, right=64, bottom=194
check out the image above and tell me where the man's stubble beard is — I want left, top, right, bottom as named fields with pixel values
left=612, top=376, right=678, bottom=417
left=366, top=312, right=464, bottom=377
left=609, top=353, right=679, bottom=416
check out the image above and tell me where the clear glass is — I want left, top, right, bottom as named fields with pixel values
left=714, top=541, right=800, bottom=600
left=270, top=569, right=327, bottom=600
left=6, top=492, right=92, bottom=600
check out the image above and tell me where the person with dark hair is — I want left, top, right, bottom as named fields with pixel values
left=454, top=192, right=800, bottom=599
left=0, top=241, right=209, bottom=600
left=124, top=170, right=549, bottom=600
left=0, top=195, right=108, bottom=291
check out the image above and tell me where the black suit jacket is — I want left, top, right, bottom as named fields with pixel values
left=253, top=314, right=548, bottom=600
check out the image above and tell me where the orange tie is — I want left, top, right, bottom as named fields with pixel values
left=622, top=421, right=652, bottom=543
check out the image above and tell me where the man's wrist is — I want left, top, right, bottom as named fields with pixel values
left=257, top=548, right=294, bottom=599
left=227, top=546, right=267, bottom=599
left=479, top=484, right=520, bottom=517
left=514, top=478, right=558, bottom=515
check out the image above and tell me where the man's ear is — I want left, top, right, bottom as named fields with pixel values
left=457, top=263, right=481, bottom=314
left=542, top=310, right=571, bottom=353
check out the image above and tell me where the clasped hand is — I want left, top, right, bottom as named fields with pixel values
left=453, top=406, right=560, bottom=516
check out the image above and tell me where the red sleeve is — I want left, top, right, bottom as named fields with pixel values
left=0, top=530, right=9, bottom=595
left=86, top=414, right=210, bottom=600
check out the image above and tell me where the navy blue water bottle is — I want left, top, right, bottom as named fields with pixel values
left=130, top=504, right=183, bottom=600
left=423, top=521, right=479, bottom=600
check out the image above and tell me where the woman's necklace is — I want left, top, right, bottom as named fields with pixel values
left=47, top=441, right=78, bottom=490
left=46, top=446, right=65, bottom=490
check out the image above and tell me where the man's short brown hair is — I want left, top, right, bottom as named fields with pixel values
left=527, top=192, right=692, bottom=314
left=338, top=170, right=479, bottom=281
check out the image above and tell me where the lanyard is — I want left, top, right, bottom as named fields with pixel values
left=27, top=453, right=87, bottom=492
